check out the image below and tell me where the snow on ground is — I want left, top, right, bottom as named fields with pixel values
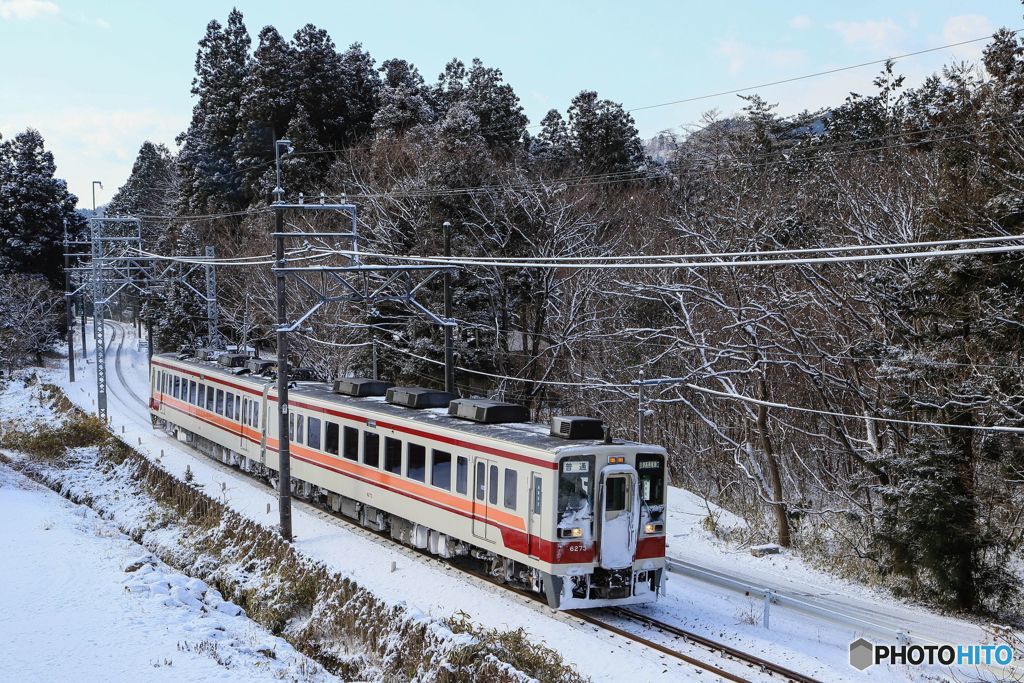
left=13, top=319, right=1012, bottom=682
left=0, top=462, right=336, bottom=683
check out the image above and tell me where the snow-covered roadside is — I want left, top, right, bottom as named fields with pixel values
left=0, top=461, right=337, bottom=683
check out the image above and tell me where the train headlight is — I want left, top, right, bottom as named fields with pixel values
left=644, top=522, right=663, bottom=534
left=559, top=527, right=584, bottom=538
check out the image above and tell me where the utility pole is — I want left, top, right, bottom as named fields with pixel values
left=443, top=221, right=455, bottom=394
left=91, top=218, right=108, bottom=423
left=205, top=245, right=221, bottom=348
left=63, top=220, right=75, bottom=383
left=637, top=370, right=645, bottom=443
left=273, top=138, right=293, bottom=542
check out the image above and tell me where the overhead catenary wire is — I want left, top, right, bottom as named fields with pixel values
left=338, top=233, right=1024, bottom=264
left=311, top=241, right=1024, bottom=270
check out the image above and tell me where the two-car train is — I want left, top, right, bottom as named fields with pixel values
left=149, top=351, right=667, bottom=609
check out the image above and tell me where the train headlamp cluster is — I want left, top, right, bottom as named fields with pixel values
left=644, top=522, right=664, bottom=534
left=608, top=456, right=625, bottom=464
left=559, top=527, right=584, bottom=538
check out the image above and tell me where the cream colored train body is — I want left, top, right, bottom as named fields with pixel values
left=149, top=353, right=667, bottom=609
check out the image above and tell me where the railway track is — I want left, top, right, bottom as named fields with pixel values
left=101, top=324, right=824, bottom=683
left=570, top=608, right=822, bottom=683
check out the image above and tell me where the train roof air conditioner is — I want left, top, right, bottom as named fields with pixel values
left=217, top=353, right=250, bottom=368
left=385, top=386, right=458, bottom=409
left=448, top=398, right=529, bottom=424
left=334, top=377, right=395, bottom=397
left=245, top=359, right=275, bottom=375
left=550, top=415, right=604, bottom=440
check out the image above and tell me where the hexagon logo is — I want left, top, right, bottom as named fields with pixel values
left=849, top=638, right=874, bottom=670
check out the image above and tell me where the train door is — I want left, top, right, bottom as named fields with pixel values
left=472, top=457, right=496, bottom=542
left=527, top=473, right=543, bottom=559
left=598, top=466, right=639, bottom=569
left=239, top=397, right=250, bottom=454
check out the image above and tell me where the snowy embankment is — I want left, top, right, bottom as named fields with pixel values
left=0, top=461, right=335, bottom=682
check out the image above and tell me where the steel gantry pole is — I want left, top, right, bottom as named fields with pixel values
left=443, top=221, right=455, bottom=394
left=274, top=137, right=294, bottom=542
left=275, top=204, right=293, bottom=541
left=91, top=219, right=108, bottom=423
left=63, top=221, right=75, bottom=383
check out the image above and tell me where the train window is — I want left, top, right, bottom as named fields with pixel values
left=384, top=437, right=402, bottom=475
left=431, top=450, right=451, bottom=490
left=637, top=453, right=665, bottom=506
left=288, top=412, right=293, bottom=435
left=307, top=417, right=321, bottom=450
left=456, top=456, right=468, bottom=495
left=488, top=465, right=499, bottom=505
left=605, top=476, right=626, bottom=512
left=363, top=432, right=380, bottom=468
left=206, top=386, right=215, bottom=412
left=557, top=455, right=594, bottom=533
left=533, top=478, right=542, bottom=514
left=234, top=395, right=241, bottom=420
left=475, top=462, right=485, bottom=500
left=198, top=384, right=205, bottom=409
left=173, top=376, right=181, bottom=398
left=189, top=381, right=197, bottom=405
left=504, top=469, right=518, bottom=510
left=325, top=422, right=339, bottom=455
left=225, top=392, right=234, bottom=420
left=215, top=389, right=224, bottom=415
left=254, top=402, right=261, bottom=429
left=407, top=443, right=426, bottom=482
left=343, top=426, right=358, bottom=461
left=293, top=414, right=301, bottom=443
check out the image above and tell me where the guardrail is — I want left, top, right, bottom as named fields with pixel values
left=667, top=557, right=921, bottom=644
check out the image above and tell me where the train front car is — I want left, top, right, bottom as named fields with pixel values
left=545, top=444, right=667, bottom=609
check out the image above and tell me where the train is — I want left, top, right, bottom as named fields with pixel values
left=148, top=350, right=667, bottom=609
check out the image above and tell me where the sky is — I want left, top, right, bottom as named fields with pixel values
left=1, top=0, right=1022, bottom=207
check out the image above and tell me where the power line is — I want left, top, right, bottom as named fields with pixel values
left=686, top=383, right=1024, bottom=435
left=263, top=27, right=1023, bottom=165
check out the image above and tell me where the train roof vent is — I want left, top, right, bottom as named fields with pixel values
left=550, top=416, right=604, bottom=440
left=334, top=377, right=395, bottom=397
left=386, top=386, right=458, bottom=409
left=448, top=398, right=530, bottom=424
left=217, top=353, right=250, bottom=368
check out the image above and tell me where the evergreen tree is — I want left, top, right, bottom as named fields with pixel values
left=567, top=90, right=645, bottom=175
left=373, top=59, right=436, bottom=139
left=0, top=129, right=85, bottom=286
left=177, top=9, right=251, bottom=213
left=433, top=58, right=527, bottom=153
left=234, top=25, right=298, bottom=201
left=528, top=108, right=573, bottom=170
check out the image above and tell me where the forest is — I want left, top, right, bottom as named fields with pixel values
left=3, top=8, right=1024, bottom=620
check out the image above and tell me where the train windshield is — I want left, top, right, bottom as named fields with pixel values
left=557, top=455, right=595, bottom=533
left=636, top=453, right=665, bottom=507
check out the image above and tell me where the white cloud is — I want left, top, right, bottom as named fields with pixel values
left=830, top=18, right=904, bottom=51
left=715, top=39, right=807, bottom=76
left=0, top=0, right=58, bottom=20
left=1, top=106, right=185, bottom=205
left=789, top=15, right=811, bottom=30
left=942, top=14, right=994, bottom=61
